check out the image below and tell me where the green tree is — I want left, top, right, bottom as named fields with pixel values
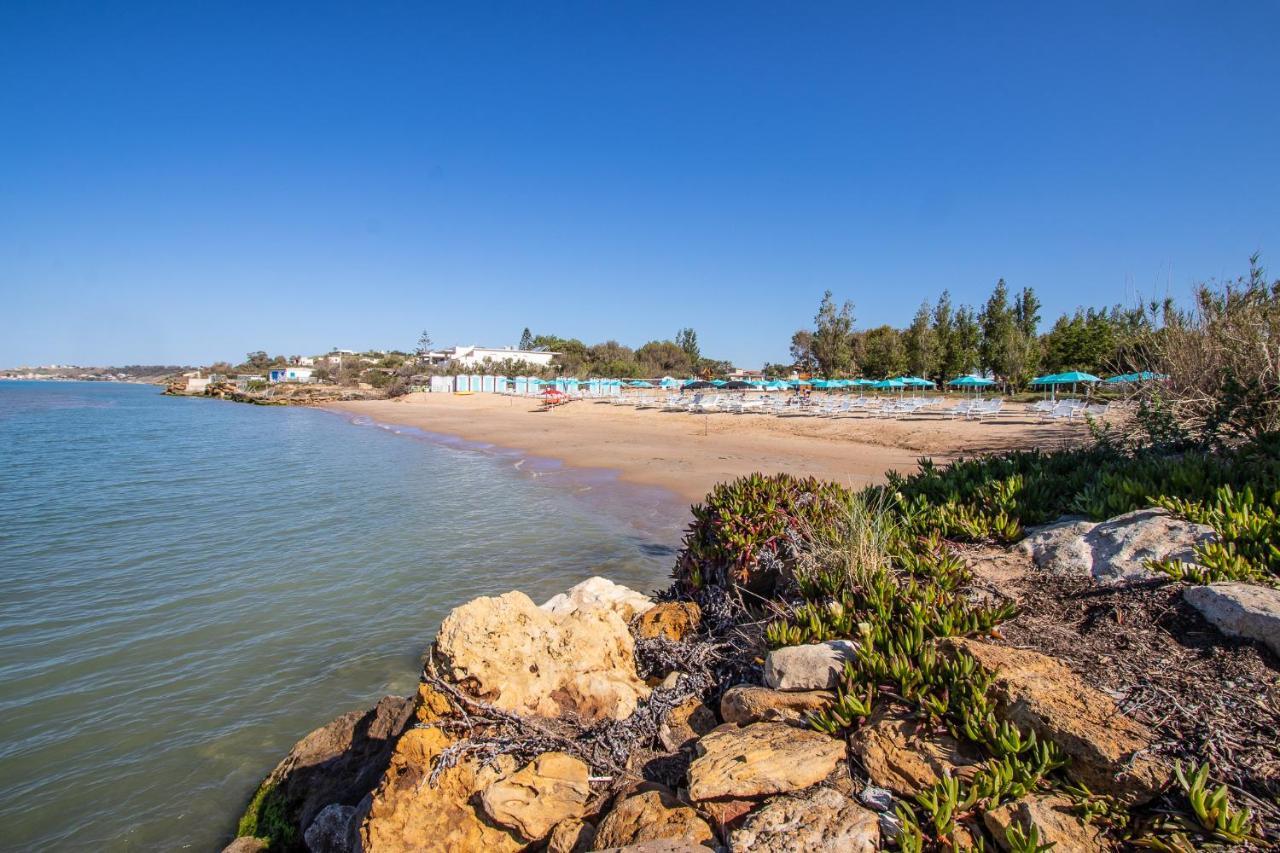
left=518, top=328, right=534, bottom=350
left=675, top=328, right=701, bottom=366
left=860, top=325, right=905, bottom=378
left=416, top=330, right=434, bottom=356
left=789, top=330, right=816, bottom=374
left=953, top=306, right=981, bottom=375
left=932, top=291, right=959, bottom=380
left=636, top=340, right=692, bottom=376
left=1014, top=287, right=1041, bottom=339
left=979, top=279, right=1015, bottom=381
left=811, top=291, right=856, bottom=376
left=903, top=300, right=936, bottom=378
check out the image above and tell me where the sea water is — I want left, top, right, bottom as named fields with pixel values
left=0, top=382, right=686, bottom=851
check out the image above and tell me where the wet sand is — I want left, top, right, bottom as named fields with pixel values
left=325, top=393, right=1092, bottom=503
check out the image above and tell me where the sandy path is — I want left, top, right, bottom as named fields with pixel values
left=324, top=394, right=1092, bottom=503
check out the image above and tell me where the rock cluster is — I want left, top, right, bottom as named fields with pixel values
left=225, top=504, right=1277, bottom=852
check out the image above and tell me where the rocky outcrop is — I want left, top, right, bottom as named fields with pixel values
left=720, top=684, right=835, bottom=727
left=304, top=803, right=357, bottom=853
left=688, top=722, right=847, bottom=801
left=593, top=788, right=716, bottom=849
left=1185, top=582, right=1280, bottom=656
left=763, top=640, right=859, bottom=691
left=850, top=707, right=985, bottom=795
left=944, top=638, right=1169, bottom=802
left=542, top=575, right=655, bottom=622
left=547, top=818, right=596, bottom=853
left=983, top=794, right=1109, bottom=853
left=728, top=787, right=879, bottom=853
left=659, top=696, right=718, bottom=751
left=435, top=590, right=649, bottom=721
left=357, top=726, right=523, bottom=852
left=236, top=694, right=414, bottom=848
left=1018, top=509, right=1215, bottom=583
left=634, top=601, right=702, bottom=641
left=478, top=752, right=591, bottom=842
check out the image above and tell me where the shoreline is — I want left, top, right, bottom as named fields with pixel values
left=323, top=393, right=1091, bottom=503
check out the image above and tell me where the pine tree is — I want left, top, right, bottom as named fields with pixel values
left=954, top=306, right=981, bottom=375
left=932, top=291, right=957, bottom=380
left=518, top=328, right=534, bottom=350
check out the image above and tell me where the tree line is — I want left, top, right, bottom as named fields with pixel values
left=777, top=283, right=1173, bottom=389
left=502, top=327, right=731, bottom=379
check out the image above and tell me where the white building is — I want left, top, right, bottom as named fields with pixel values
left=420, top=345, right=558, bottom=369
left=268, top=366, right=316, bottom=383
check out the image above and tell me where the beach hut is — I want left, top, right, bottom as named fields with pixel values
left=481, top=375, right=496, bottom=393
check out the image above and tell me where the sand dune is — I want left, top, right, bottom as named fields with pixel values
left=325, top=393, right=1094, bottom=502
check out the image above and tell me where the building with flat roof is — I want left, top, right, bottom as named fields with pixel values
left=420, top=345, right=559, bottom=369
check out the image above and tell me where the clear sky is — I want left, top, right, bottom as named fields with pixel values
left=2, top=2, right=1277, bottom=368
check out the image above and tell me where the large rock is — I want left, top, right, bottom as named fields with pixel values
left=542, top=576, right=655, bottom=622
left=984, top=794, right=1108, bottom=853
left=1019, top=509, right=1215, bottom=584
left=720, top=685, right=835, bottom=727
left=729, top=787, right=879, bottom=853
left=1016, top=518, right=1096, bottom=575
left=763, top=640, right=859, bottom=691
left=304, top=803, right=357, bottom=853
left=357, top=725, right=523, bottom=852
left=593, top=788, right=716, bottom=849
left=547, top=818, right=596, bottom=853
left=943, top=639, right=1169, bottom=802
left=659, top=696, right=718, bottom=751
left=634, top=601, right=702, bottom=641
left=435, top=590, right=649, bottom=721
left=1185, top=582, right=1280, bottom=656
left=240, top=695, right=414, bottom=843
left=688, top=722, right=847, bottom=801
left=850, top=707, right=985, bottom=795
left=479, top=752, right=591, bottom=842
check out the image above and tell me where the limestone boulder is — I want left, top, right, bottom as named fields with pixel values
left=1019, top=509, right=1215, bottom=584
left=1185, top=582, right=1280, bottom=656
left=688, top=722, right=847, bottom=801
left=304, top=803, right=357, bottom=853
left=850, top=707, right=985, bottom=795
left=1016, top=518, right=1096, bottom=575
left=547, top=818, right=596, bottom=853
left=240, top=695, right=414, bottom=843
left=434, top=590, right=649, bottom=721
left=634, top=601, right=702, bottom=641
left=593, top=788, right=716, bottom=849
left=720, top=684, right=835, bottom=727
left=943, top=638, right=1169, bottom=802
left=542, top=576, right=655, bottom=622
left=357, top=726, right=523, bottom=852
left=659, top=696, right=718, bottom=752
left=984, top=794, right=1109, bottom=853
left=763, top=640, right=859, bottom=691
left=729, top=787, right=879, bottom=853
left=479, top=752, right=591, bottom=842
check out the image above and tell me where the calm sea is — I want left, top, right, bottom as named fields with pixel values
left=0, top=381, right=685, bottom=851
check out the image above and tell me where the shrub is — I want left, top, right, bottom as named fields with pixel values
left=235, top=780, right=299, bottom=850
left=671, top=473, right=855, bottom=597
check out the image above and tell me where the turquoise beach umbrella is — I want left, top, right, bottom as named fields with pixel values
left=1104, top=371, right=1167, bottom=384
left=949, top=375, right=995, bottom=387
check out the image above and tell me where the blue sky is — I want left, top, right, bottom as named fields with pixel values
left=2, top=2, right=1277, bottom=368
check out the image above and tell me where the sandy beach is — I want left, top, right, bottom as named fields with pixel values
left=325, top=394, right=1094, bottom=502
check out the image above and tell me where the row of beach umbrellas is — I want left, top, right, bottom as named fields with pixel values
left=524, top=371, right=1165, bottom=391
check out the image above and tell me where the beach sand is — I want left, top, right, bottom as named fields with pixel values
left=325, top=393, right=1095, bottom=503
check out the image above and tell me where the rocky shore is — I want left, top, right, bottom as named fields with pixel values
left=224, top=503, right=1279, bottom=853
